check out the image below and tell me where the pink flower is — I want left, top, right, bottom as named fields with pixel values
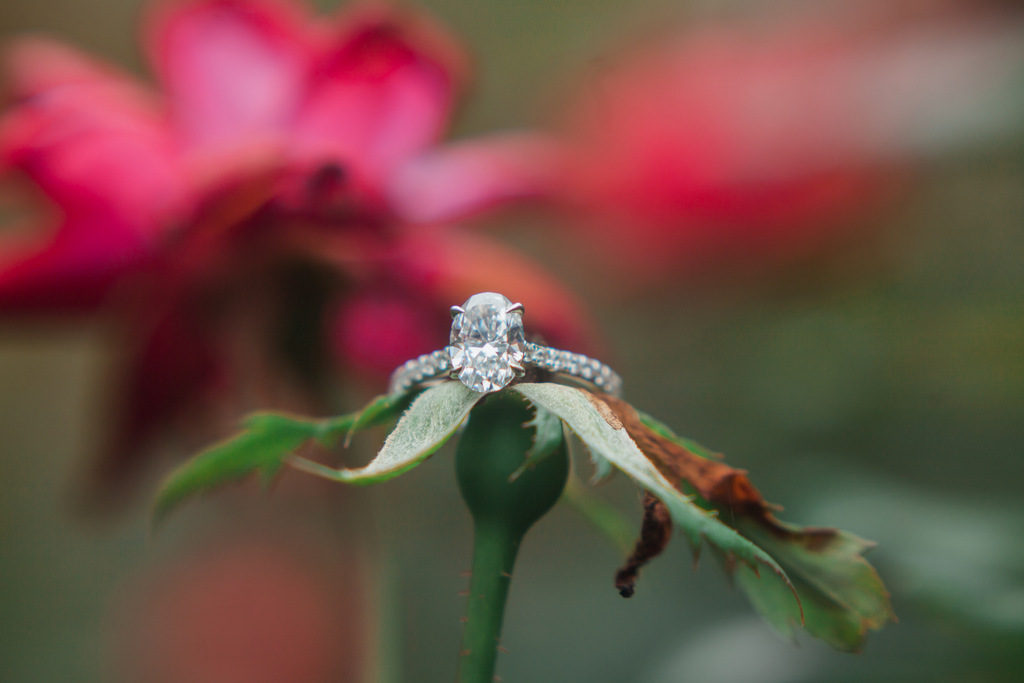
left=552, top=3, right=1024, bottom=282
left=112, top=533, right=369, bottom=682
left=0, top=0, right=590, bottom=499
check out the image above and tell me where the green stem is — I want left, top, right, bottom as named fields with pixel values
left=458, top=520, right=520, bottom=683
left=454, top=393, right=569, bottom=683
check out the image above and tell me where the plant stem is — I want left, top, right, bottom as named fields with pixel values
left=458, top=520, right=520, bottom=683
left=454, top=394, right=569, bottom=683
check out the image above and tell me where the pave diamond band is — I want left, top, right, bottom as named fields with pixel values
left=387, top=292, right=622, bottom=397
left=388, top=341, right=623, bottom=397
left=388, top=349, right=454, bottom=396
left=522, top=342, right=622, bottom=395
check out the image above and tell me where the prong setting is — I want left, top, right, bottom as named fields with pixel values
left=388, top=292, right=621, bottom=396
left=446, top=292, right=526, bottom=392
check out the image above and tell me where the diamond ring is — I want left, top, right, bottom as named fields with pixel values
left=388, top=292, right=622, bottom=397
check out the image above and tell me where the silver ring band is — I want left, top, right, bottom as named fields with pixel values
left=388, top=341, right=622, bottom=397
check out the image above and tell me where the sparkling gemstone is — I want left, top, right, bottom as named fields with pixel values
left=446, top=292, right=526, bottom=393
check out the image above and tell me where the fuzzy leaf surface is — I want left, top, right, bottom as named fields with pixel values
left=344, top=392, right=417, bottom=444
left=511, top=383, right=792, bottom=584
left=510, top=404, right=565, bottom=481
left=301, top=381, right=484, bottom=485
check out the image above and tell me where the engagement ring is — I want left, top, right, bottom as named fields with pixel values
left=388, top=292, right=622, bottom=396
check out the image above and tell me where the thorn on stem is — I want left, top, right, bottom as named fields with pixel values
left=723, top=553, right=738, bottom=575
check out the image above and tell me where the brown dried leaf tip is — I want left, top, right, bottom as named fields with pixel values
left=595, top=392, right=895, bottom=651
left=615, top=492, right=673, bottom=597
left=600, top=394, right=789, bottom=537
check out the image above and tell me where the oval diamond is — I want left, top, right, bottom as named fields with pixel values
left=446, top=292, right=526, bottom=393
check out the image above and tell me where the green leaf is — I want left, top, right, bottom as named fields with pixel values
left=636, top=411, right=719, bottom=461
left=291, top=381, right=484, bottom=485
left=511, top=383, right=794, bottom=588
left=562, top=474, right=634, bottom=554
left=632, top=400, right=893, bottom=649
left=153, top=413, right=321, bottom=523
left=509, top=404, right=565, bottom=482
left=153, top=394, right=409, bottom=523
left=588, top=451, right=614, bottom=483
left=343, top=391, right=417, bottom=445
left=735, top=521, right=894, bottom=652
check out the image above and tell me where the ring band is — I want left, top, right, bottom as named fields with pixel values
left=388, top=292, right=622, bottom=397
left=388, top=341, right=623, bottom=396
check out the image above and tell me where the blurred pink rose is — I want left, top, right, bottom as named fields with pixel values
left=112, top=532, right=368, bottom=683
left=0, top=0, right=590, bottom=498
left=553, top=2, right=1024, bottom=281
